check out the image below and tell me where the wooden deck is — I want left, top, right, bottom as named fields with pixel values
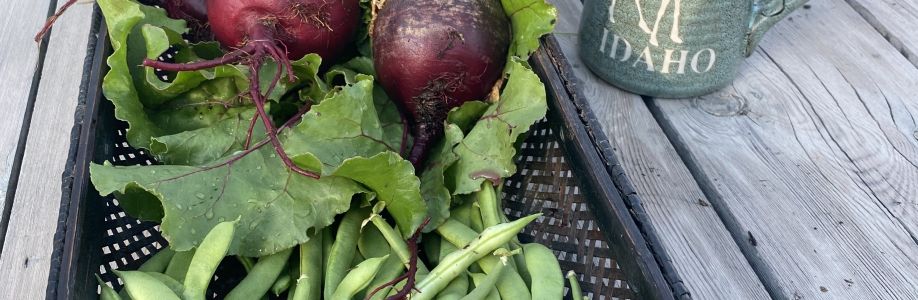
left=0, top=0, right=916, bottom=299
left=552, top=0, right=918, bottom=298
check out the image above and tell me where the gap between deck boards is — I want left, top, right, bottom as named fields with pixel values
left=0, top=0, right=60, bottom=253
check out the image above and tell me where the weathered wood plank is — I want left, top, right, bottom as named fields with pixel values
left=845, top=0, right=918, bottom=67
left=648, top=0, right=918, bottom=298
left=548, top=1, right=770, bottom=299
left=0, top=0, right=53, bottom=229
left=0, top=2, right=95, bottom=298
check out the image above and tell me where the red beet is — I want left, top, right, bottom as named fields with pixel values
left=163, top=0, right=208, bottom=23
left=144, top=0, right=361, bottom=178
left=207, top=0, right=359, bottom=60
left=373, top=0, right=510, bottom=168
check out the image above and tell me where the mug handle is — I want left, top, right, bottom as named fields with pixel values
left=745, top=0, right=809, bottom=56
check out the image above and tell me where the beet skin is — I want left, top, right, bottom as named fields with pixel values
left=163, top=0, right=208, bottom=23
left=373, top=0, right=511, bottom=168
left=207, top=0, right=361, bottom=60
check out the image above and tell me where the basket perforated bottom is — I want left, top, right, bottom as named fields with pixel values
left=94, top=117, right=636, bottom=299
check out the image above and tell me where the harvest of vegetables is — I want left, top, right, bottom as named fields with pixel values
left=55, top=0, right=580, bottom=298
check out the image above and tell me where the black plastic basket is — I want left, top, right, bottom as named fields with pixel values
left=47, top=6, right=684, bottom=300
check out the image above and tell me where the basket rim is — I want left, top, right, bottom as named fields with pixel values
left=45, top=6, right=106, bottom=300
left=47, top=6, right=685, bottom=300
left=535, top=36, right=689, bottom=299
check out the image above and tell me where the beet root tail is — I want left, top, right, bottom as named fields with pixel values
left=406, top=122, right=442, bottom=170
left=34, top=0, right=80, bottom=43
left=365, top=218, right=431, bottom=300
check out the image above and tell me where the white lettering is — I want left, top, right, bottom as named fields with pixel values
left=661, top=49, right=689, bottom=74
left=608, top=0, right=617, bottom=23
left=610, top=34, right=632, bottom=62
left=599, top=28, right=610, bottom=54
left=691, top=48, right=716, bottom=73
left=633, top=47, right=655, bottom=72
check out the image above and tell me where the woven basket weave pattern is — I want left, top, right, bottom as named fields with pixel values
left=93, top=116, right=636, bottom=299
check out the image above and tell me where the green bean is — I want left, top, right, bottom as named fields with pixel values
left=324, top=208, right=366, bottom=299
left=271, top=264, right=293, bottom=296
left=145, top=272, right=185, bottom=296
left=477, top=183, right=522, bottom=250
left=138, top=248, right=175, bottom=273
left=436, top=219, right=479, bottom=247
left=291, top=230, right=324, bottom=300
left=477, top=183, right=501, bottom=228
left=439, top=237, right=459, bottom=262
left=566, top=271, right=583, bottom=300
left=237, top=256, right=255, bottom=273
left=183, top=221, right=236, bottom=300
left=468, top=201, right=485, bottom=232
left=450, top=199, right=474, bottom=228
left=411, top=214, right=539, bottom=300
left=356, top=226, right=401, bottom=300
left=331, top=255, right=389, bottom=299
left=225, top=248, right=293, bottom=300
left=437, top=219, right=531, bottom=299
left=467, top=273, right=499, bottom=300
left=164, top=249, right=195, bottom=282
left=364, top=255, right=405, bottom=300
left=523, top=244, right=563, bottom=300
left=369, top=213, right=429, bottom=274
left=114, top=270, right=180, bottom=300
left=322, top=226, right=333, bottom=277
left=461, top=258, right=506, bottom=300
left=96, top=275, right=122, bottom=300
left=358, top=224, right=390, bottom=259
left=434, top=272, right=468, bottom=300
left=514, top=250, right=531, bottom=287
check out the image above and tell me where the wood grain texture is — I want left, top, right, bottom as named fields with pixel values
left=0, top=2, right=95, bottom=298
left=845, top=0, right=918, bottom=67
left=549, top=1, right=770, bottom=299
left=0, top=0, right=53, bottom=222
left=649, top=0, right=918, bottom=298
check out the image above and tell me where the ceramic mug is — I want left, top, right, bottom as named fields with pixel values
left=578, top=0, right=808, bottom=98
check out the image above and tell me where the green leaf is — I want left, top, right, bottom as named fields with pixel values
left=415, top=101, right=489, bottom=229
left=149, top=107, right=266, bottom=166
left=500, top=0, right=557, bottom=59
left=450, top=60, right=548, bottom=195
left=282, top=79, right=398, bottom=174
left=419, top=124, right=464, bottom=230
left=356, top=0, right=374, bottom=57
left=333, top=152, right=426, bottom=237
left=91, top=148, right=366, bottom=257
left=90, top=78, right=425, bottom=255
left=447, top=101, right=490, bottom=134
left=324, top=58, right=402, bottom=149
left=99, top=0, right=326, bottom=165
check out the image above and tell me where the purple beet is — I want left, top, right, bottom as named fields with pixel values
left=372, top=0, right=510, bottom=168
left=163, top=0, right=208, bottom=24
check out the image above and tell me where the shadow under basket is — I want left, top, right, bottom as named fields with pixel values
left=47, top=11, right=684, bottom=300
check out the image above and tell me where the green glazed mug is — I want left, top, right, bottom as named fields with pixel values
left=578, top=0, right=808, bottom=98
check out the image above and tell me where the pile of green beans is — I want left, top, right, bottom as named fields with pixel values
left=98, top=183, right=587, bottom=299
